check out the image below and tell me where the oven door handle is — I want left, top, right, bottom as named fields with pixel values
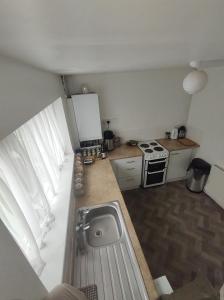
left=147, top=159, right=167, bottom=165
left=147, top=170, right=166, bottom=174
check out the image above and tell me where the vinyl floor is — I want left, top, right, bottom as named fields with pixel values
left=123, top=181, right=224, bottom=291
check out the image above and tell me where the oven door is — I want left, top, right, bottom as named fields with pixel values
left=145, top=158, right=167, bottom=173
left=144, top=170, right=166, bottom=187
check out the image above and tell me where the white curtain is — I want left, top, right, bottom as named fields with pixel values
left=0, top=147, right=44, bottom=248
left=16, top=121, right=59, bottom=203
left=2, top=133, right=54, bottom=232
left=40, top=105, right=65, bottom=168
left=15, top=99, right=68, bottom=205
left=52, top=98, right=72, bottom=155
left=0, top=174, right=45, bottom=275
left=0, top=97, right=72, bottom=276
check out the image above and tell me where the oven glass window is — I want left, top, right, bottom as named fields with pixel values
left=146, top=171, right=164, bottom=185
left=147, top=162, right=166, bottom=172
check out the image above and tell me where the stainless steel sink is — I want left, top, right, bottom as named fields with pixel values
left=74, top=202, right=148, bottom=300
left=86, top=205, right=122, bottom=247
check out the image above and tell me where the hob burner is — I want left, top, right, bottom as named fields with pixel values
left=154, top=146, right=163, bottom=152
left=145, top=149, right=153, bottom=153
left=140, top=143, right=149, bottom=148
left=150, top=142, right=158, bottom=146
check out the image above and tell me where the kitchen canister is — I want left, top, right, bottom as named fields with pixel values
left=74, top=153, right=85, bottom=196
left=171, top=128, right=178, bottom=139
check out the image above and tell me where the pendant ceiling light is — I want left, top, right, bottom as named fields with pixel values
left=183, top=61, right=208, bottom=95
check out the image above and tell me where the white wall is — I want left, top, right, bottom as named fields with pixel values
left=66, top=68, right=191, bottom=142
left=0, top=54, right=64, bottom=140
left=0, top=55, right=72, bottom=299
left=63, top=98, right=80, bottom=150
left=187, top=66, right=224, bottom=164
left=0, top=220, right=47, bottom=300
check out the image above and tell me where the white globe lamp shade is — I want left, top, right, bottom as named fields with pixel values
left=183, top=70, right=208, bottom=95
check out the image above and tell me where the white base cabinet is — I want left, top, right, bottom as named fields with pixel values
left=111, top=157, right=142, bottom=191
left=166, top=149, right=193, bottom=182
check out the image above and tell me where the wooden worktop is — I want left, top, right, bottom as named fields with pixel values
left=107, top=143, right=143, bottom=160
left=72, top=138, right=198, bottom=298
left=77, top=159, right=158, bottom=300
left=65, top=139, right=199, bottom=294
left=157, top=138, right=199, bottom=152
left=107, top=139, right=199, bottom=160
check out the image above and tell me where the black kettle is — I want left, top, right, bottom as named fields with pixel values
left=104, top=121, right=114, bottom=151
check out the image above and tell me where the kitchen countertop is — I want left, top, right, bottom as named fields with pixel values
left=107, top=139, right=199, bottom=160
left=107, top=143, right=143, bottom=160
left=65, top=139, right=199, bottom=294
left=77, top=158, right=158, bottom=300
left=157, top=138, right=199, bottom=151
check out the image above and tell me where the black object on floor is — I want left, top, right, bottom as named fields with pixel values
left=186, top=158, right=211, bottom=193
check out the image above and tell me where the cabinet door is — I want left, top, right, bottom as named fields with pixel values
left=112, top=157, right=142, bottom=178
left=111, top=157, right=142, bottom=190
left=118, top=176, right=141, bottom=191
left=72, top=94, right=102, bottom=141
left=167, top=149, right=193, bottom=182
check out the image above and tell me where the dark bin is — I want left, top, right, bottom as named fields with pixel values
left=186, top=158, right=211, bottom=193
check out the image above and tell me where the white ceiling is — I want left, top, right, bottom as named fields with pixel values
left=0, top=0, right=224, bottom=74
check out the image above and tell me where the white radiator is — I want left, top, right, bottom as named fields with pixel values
left=204, top=164, right=224, bottom=209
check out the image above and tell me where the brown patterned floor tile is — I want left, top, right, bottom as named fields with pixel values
left=123, top=181, right=224, bottom=291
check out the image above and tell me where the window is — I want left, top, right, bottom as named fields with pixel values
left=0, top=97, right=72, bottom=275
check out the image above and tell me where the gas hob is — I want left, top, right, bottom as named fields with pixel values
left=138, top=140, right=169, bottom=160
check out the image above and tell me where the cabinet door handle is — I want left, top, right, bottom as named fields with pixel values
left=126, top=160, right=135, bottom=164
left=127, top=167, right=135, bottom=171
left=171, top=152, right=180, bottom=156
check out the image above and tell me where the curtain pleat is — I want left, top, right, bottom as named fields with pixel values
left=16, top=121, right=59, bottom=202
left=40, top=107, right=65, bottom=168
left=0, top=175, right=45, bottom=275
left=0, top=150, right=44, bottom=248
left=2, top=133, right=55, bottom=230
